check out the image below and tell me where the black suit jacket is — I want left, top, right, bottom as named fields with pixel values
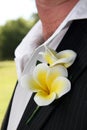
left=1, top=20, right=87, bottom=130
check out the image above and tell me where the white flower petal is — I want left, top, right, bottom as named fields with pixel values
left=21, top=74, right=42, bottom=92
left=33, top=63, right=49, bottom=92
left=50, top=58, right=70, bottom=67
left=46, top=65, right=68, bottom=88
left=51, top=76, right=71, bottom=98
left=44, top=45, right=57, bottom=57
left=34, top=91, right=56, bottom=106
left=39, top=45, right=57, bottom=65
left=54, top=50, right=77, bottom=68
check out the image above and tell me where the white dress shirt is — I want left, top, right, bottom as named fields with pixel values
left=7, top=0, right=87, bottom=130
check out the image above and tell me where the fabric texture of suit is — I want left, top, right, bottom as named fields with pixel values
left=1, top=19, right=87, bottom=130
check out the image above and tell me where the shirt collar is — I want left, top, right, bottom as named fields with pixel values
left=15, top=0, right=87, bottom=79
left=15, top=0, right=87, bottom=58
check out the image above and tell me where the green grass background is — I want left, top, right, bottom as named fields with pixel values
left=0, top=61, right=17, bottom=127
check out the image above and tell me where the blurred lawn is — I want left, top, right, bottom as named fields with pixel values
left=0, top=61, right=17, bottom=126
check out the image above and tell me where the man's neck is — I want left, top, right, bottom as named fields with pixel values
left=36, top=0, right=79, bottom=40
left=37, top=0, right=70, bottom=7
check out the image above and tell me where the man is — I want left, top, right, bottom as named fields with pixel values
left=1, top=0, right=87, bottom=129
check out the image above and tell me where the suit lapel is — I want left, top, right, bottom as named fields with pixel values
left=56, top=20, right=87, bottom=84
left=17, top=93, right=37, bottom=130
left=17, top=20, right=87, bottom=130
left=17, top=96, right=58, bottom=130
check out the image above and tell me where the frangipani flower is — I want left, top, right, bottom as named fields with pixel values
left=21, top=63, right=71, bottom=106
left=39, top=45, right=77, bottom=68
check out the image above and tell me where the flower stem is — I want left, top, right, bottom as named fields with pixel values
left=26, top=105, right=40, bottom=124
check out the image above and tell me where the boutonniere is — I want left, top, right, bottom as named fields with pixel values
left=21, top=45, right=77, bottom=124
